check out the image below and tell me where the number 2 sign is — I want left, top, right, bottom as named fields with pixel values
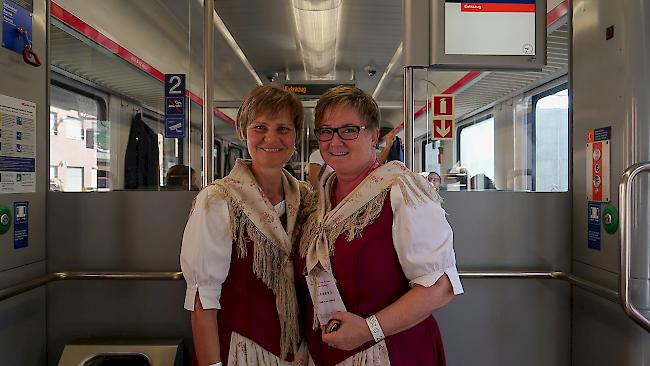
left=164, top=74, right=186, bottom=138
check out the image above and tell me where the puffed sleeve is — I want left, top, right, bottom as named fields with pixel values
left=390, top=186, right=464, bottom=295
left=180, top=186, right=233, bottom=311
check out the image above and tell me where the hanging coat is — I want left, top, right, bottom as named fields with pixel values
left=124, top=113, right=159, bottom=189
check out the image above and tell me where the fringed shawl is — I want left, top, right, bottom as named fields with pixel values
left=201, top=159, right=305, bottom=359
left=299, top=161, right=441, bottom=323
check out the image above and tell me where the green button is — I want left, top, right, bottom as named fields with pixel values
left=0, top=205, right=12, bottom=234
left=602, top=203, right=619, bottom=235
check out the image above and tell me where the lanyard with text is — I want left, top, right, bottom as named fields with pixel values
left=306, top=269, right=346, bottom=325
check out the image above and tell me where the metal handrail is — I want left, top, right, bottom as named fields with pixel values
left=0, top=270, right=618, bottom=305
left=0, top=271, right=182, bottom=302
left=619, top=162, right=650, bottom=332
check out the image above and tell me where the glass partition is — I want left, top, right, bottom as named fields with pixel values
left=410, top=67, right=569, bottom=192
left=49, top=0, right=205, bottom=191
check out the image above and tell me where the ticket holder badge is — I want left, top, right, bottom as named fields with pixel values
left=306, top=270, right=347, bottom=326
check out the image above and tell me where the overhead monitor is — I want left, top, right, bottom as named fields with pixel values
left=430, top=0, right=546, bottom=70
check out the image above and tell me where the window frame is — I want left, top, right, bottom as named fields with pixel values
left=530, top=82, right=570, bottom=192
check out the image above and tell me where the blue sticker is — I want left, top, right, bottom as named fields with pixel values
left=594, top=127, right=611, bottom=141
left=13, top=201, right=27, bottom=249
left=165, top=116, right=185, bottom=138
left=588, top=202, right=601, bottom=250
left=2, top=0, right=33, bottom=54
left=164, top=74, right=186, bottom=138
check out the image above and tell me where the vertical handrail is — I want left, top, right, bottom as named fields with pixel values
left=202, top=0, right=214, bottom=186
left=619, top=162, right=650, bottom=332
left=403, top=66, right=414, bottom=169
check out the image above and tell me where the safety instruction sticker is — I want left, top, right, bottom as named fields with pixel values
left=0, top=93, right=36, bottom=193
left=13, top=201, right=27, bottom=249
left=586, top=127, right=611, bottom=202
left=2, top=0, right=33, bottom=54
left=588, top=202, right=601, bottom=251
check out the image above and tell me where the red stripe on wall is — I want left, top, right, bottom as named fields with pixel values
left=50, top=1, right=236, bottom=126
left=547, top=0, right=568, bottom=25
left=461, top=3, right=535, bottom=13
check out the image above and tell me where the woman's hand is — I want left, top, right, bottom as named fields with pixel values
left=321, top=311, right=373, bottom=351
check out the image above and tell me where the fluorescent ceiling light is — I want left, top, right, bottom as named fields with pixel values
left=292, top=0, right=342, bottom=77
left=373, top=42, right=402, bottom=99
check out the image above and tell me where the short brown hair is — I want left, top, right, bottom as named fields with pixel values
left=236, top=85, right=304, bottom=141
left=314, top=86, right=380, bottom=130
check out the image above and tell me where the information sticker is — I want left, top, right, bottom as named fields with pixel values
left=0, top=93, right=36, bottom=193
left=13, top=201, right=28, bottom=249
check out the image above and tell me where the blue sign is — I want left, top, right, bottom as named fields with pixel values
left=588, top=202, right=601, bottom=250
left=594, top=126, right=612, bottom=141
left=2, top=0, right=33, bottom=54
left=164, top=74, right=186, bottom=138
left=13, top=201, right=27, bottom=249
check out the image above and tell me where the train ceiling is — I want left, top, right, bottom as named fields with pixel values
left=49, top=0, right=568, bottom=133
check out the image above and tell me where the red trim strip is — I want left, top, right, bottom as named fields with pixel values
left=50, top=1, right=236, bottom=126
left=547, top=0, right=568, bottom=25
left=461, top=3, right=535, bottom=12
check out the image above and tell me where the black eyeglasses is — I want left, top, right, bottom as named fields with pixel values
left=314, top=125, right=367, bottom=141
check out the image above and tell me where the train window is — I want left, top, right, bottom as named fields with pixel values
left=49, top=112, right=58, bottom=135
left=50, top=85, right=105, bottom=192
left=533, top=87, right=569, bottom=192
left=458, top=116, right=495, bottom=188
left=422, top=140, right=441, bottom=174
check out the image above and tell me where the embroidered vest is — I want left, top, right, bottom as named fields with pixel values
left=218, top=215, right=296, bottom=362
left=296, top=196, right=446, bottom=366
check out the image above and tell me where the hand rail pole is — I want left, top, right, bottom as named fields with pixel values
left=619, top=162, right=650, bottom=332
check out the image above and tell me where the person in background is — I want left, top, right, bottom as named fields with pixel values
left=181, top=85, right=310, bottom=366
left=427, top=171, right=442, bottom=190
left=377, top=129, right=404, bottom=164
left=165, top=164, right=198, bottom=190
left=308, top=148, right=334, bottom=188
left=297, top=86, right=463, bottom=366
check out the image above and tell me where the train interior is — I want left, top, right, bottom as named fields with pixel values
left=0, top=0, right=649, bottom=365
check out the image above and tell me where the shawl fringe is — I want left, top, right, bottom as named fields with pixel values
left=207, top=184, right=299, bottom=358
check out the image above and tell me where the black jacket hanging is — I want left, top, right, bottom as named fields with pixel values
left=124, top=113, right=159, bottom=189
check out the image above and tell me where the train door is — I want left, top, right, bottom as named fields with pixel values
left=570, top=0, right=650, bottom=364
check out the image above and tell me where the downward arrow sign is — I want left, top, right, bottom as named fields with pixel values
left=436, top=124, right=450, bottom=137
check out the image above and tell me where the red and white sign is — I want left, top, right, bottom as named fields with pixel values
left=433, top=118, right=454, bottom=140
left=586, top=128, right=610, bottom=202
left=433, top=95, right=454, bottom=116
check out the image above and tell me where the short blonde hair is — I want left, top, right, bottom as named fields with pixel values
left=314, top=86, right=380, bottom=130
left=236, top=85, right=304, bottom=141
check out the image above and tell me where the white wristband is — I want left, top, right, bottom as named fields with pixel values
left=365, top=315, right=385, bottom=343
left=209, top=363, right=222, bottom=366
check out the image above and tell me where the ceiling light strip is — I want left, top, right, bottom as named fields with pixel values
left=373, top=42, right=403, bottom=99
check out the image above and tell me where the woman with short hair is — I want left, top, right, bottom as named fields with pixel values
left=181, top=85, right=310, bottom=366
left=297, top=86, right=463, bottom=366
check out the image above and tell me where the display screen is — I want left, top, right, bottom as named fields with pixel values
left=445, top=0, right=536, bottom=56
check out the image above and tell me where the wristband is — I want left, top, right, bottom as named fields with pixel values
left=209, top=363, right=222, bottom=366
left=365, top=315, right=385, bottom=343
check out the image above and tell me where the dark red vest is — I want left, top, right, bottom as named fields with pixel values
left=217, top=215, right=294, bottom=362
left=295, top=196, right=446, bottom=366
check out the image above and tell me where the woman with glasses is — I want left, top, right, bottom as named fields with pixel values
left=181, top=85, right=310, bottom=366
left=296, top=86, right=463, bottom=366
